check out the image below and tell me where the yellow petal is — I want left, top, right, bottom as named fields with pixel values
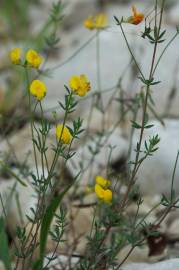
left=95, top=176, right=111, bottom=188
left=69, top=76, right=80, bottom=91
left=103, top=189, right=112, bottom=203
left=95, top=184, right=104, bottom=200
left=29, top=80, right=46, bottom=101
left=10, top=48, right=21, bottom=65
left=56, top=124, right=72, bottom=144
left=95, top=14, right=108, bottom=29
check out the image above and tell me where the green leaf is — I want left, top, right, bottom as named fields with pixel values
left=145, top=124, right=154, bottom=129
left=114, top=16, right=120, bottom=25
left=0, top=218, right=12, bottom=270
left=131, top=120, right=142, bottom=129
left=33, top=183, right=73, bottom=270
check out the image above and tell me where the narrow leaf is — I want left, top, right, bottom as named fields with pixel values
left=0, top=218, right=12, bottom=270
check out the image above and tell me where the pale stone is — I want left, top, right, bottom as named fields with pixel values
left=131, top=119, right=179, bottom=196
left=0, top=262, right=5, bottom=270
left=44, top=253, right=79, bottom=270
left=0, top=124, right=54, bottom=168
left=117, top=244, right=166, bottom=265
left=66, top=127, right=128, bottom=185
left=167, top=2, right=179, bottom=25
left=0, top=178, right=36, bottom=234
left=122, top=259, right=179, bottom=270
left=167, top=218, right=179, bottom=238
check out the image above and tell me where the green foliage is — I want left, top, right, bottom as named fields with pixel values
left=33, top=184, right=73, bottom=270
left=2, top=1, right=179, bottom=270
left=0, top=218, right=12, bottom=270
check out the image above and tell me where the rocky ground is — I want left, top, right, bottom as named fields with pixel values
left=0, top=0, right=179, bottom=269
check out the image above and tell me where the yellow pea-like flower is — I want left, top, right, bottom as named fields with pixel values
left=95, top=175, right=111, bottom=188
left=127, top=5, right=144, bottom=25
left=95, top=184, right=112, bottom=204
left=103, top=189, right=112, bottom=204
left=95, top=14, right=108, bottom=29
left=84, top=14, right=108, bottom=30
left=56, top=124, right=72, bottom=145
left=69, top=74, right=91, bottom=97
left=95, top=184, right=105, bottom=200
left=84, top=16, right=95, bottom=30
left=10, top=48, right=21, bottom=65
left=30, top=80, right=47, bottom=101
left=26, top=49, right=43, bottom=69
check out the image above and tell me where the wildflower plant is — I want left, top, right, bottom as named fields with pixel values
left=7, top=43, right=89, bottom=269
left=1, top=1, right=179, bottom=270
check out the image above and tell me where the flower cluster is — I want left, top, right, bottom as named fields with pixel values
left=69, top=74, right=91, bottom=97
left=30, top=80, right=47, bottom=101
left=126, top=5, right=144, bottom=25
left=84, top=14, right=108, bottom=30
left=9, top=48, right=43, bottom=69
left=56, top=124, right=72, bottom=145
left=94, top=176, right=112, bottom=204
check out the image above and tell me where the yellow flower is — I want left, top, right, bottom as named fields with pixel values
left=95, top=184, right=112, bottom=204
left=95, top=14, right=108, bottom=29
left=56, top=124, right=72, bottom=144
left=84, top=16, right=95, bottom=30
left=10, top=48, right=21, bottom=65
left=103, top=189, right=112, bottom=203
left=69, top=74, right=91, bottom=97
left=95, top=184, right=105, bottom=200
left=26, top=49, right=43, bottom=69
left=30, top=80, right=47, bottom=101
left=127, top=5, right=144, bottom=25
left=84, top=14, right=108, bottom=30
left=95, top=175, right=111, bottom=188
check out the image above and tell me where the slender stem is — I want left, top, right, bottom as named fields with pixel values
left=119, top=23, right=145, bottom=81
left=120, top=0, right=166, bottom=211
left=89, top=206, right=97, bottom=239
left=39, top=101, right=46, bottom=179
left=50, top=34, right=97, bottom=70
left=170, top=150, right=179, bottom=201
left=25, top=68, right=39, bottom=180
left=152, top=31, right=179, bottom=76
left=96, top=30, right=101, bottom=93
left=96, top=30, right=104, bottom=113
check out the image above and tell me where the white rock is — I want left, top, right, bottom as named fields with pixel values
left=131, top=119, right=179, bottom=196
left=0, top=124, right=54, bottom=168
left=0, top=262, right=5, bottom=270
left=167, top=2, right=179, bottom=25
left=66, top=127, right=128, bottom=184
left=117, top=244, right=166, bottom=266
left=0, top=179, right=36, bottom=234
left=44, top=254, right=79, bottom=270
left=122, top=259, right=179, bottom=270
left=167, top=218, right=179, bottom=236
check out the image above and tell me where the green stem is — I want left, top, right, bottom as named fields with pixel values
left=152, top=31, right=179, bottom=76
left=119, top=23, right=145, bottom=81
left=51, top=33, right=97, bottom=70
left=25, top=68, right=40, bottom=180
left=96, top=30, right=104, bottom=113
left=120, top=0, right=166, bottom=211
left=170, top=150, right=179, bottom=202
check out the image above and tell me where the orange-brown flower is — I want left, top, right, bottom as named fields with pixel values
left=127, top=5, right=144, bottom=25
